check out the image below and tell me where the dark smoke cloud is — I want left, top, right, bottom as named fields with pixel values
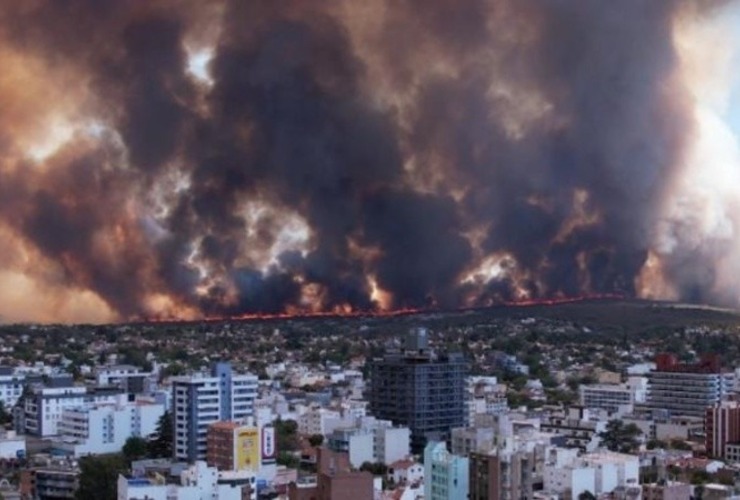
left=0, top=139, right=153, bottom=316
left=361, top=189, right=472, bottom=308
left=0, top=0, right=729, bottom=321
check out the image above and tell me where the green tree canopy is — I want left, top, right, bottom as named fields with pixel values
left=274, top=419, right=299, bottom=452
left=276, top=451, right=299, bottom=468
left=360, top=462, right=388, bottom=475
left=147, top=411, right=173, bottom=459
left=308, top=434, right=324, bottom=447
left=0, top=402, right=12, bottom=426
left=691, top=470, right=710, bottom=485
left=123, top=436, right=149, bottom=462
left=598, top=419, right=642, bottom=454
left=75, top=454, right=128, bottom=500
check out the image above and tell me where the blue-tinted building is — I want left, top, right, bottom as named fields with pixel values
left=368, top=328, right=468, bottom=452
left=172, top=362, right=258, bottom=462
left=424, top=441, right=469, bottom=500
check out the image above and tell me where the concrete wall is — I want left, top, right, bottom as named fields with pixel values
left=348, top=433, right=373, bottom=468
left=376, top=427, right=410, bottom=464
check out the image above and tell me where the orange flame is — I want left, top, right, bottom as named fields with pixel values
left=135, top=293, right=625, bottom=325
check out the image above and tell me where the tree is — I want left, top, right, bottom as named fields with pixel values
left=669, top=439, right=693, bottom=451
left=68, top=363, right=83, bottom=381
left=0, top=402, right=12, bottom=426
left=308, top=434, right=324, bottom=447
left=119, top=346, right=153, bottom=373
left=667, top=465, right=682, bottom=481
left=159, top=363, right=185, bottom=381
left=691, top=470, right=710, bottom=485
left=147, top=411, right=173, bottom=459
left=545, top=388, right=576, bottom=406
left=274, top=419, right=299, bottom=452
left=598, top=419, right=642, bottom=453
left=646, top=439, right=667, bottom=450
left=14, top=385, right=33, bottom=412
left=75, top=454, right=128, bottom=500
left=276, top=451, right=299, bottom=468
left=578, top=491, right=597, bottom=500
left=123, top=436, right=149, bottom=462
left=360, top=462, right=388, bottom=475
left=506, top=392, right=533, bottom=409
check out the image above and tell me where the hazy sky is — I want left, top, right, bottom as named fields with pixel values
left=0, top=1, right=739, bottom=324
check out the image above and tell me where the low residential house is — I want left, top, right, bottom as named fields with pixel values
left=387, top=459, right=423, bottom=486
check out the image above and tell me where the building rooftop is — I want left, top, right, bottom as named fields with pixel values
left=98, top=364, right=141, bottom=372
left=654, top=353, right=727, bottom=374
left=388, top=459, right=417, bottom=470
left=125, top=477, right=157, bottom=487
left=582, top=450, right=640, bottom=464
left=209, top=421, right=241, bottom=430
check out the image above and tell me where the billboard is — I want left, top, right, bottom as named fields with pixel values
left=261, top=426, right=276, bottom=462
left=236, top=427, right=260, bottom=470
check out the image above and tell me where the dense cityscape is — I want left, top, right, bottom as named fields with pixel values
left=0, top=300, right=733, bottom=498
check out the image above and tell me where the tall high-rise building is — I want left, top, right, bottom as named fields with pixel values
left=706, top=401, right=740, bottom=459
left=646, top=354, right=734, bottom=418
left=172, top=362, right=258, bottom=462
left=367, top=328, right=468, bottom=452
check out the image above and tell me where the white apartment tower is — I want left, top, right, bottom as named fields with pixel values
left=647, top=354, right=734, bottom=418
left=172, top=362, right=258, bottom=462
left=55, top=399, right=164, bottom=456
left=579, top=377, right=647, bottom=414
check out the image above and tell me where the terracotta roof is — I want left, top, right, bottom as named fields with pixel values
left=209, top=421, right=240, bottom=430
left=388, top=459, right=417, bottom=470
left=668, top=457, right=709, bottom=469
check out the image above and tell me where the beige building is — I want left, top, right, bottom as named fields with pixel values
left=642, top=481, right=691, bottom=500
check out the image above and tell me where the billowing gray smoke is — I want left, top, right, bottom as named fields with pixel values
left=0, top=0, right=733, bottom=321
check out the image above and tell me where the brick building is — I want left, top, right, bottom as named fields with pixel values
left=288, top=448, right=373, bottom=500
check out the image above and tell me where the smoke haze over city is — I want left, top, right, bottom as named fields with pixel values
left=0, top=0, right=739, bottom=323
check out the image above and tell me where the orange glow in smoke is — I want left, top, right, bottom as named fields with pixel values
left=138, top=293, right=624, bottom=325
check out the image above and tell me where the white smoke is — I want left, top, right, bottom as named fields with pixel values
left=649, top=2, right=740, bottom=304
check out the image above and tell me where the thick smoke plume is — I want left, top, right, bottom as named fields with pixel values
left=0, top=0, right=738, bottom=322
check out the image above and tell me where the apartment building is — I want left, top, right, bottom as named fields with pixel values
left=579, top=377, right=647, bottom=414
left=206, top=421, right=275, bottom=472
left=540, top=407, right=607, bottom=452
left=646, top=354, right=734, bottom=418
left=118, top=460, right=256, bottom=500
left=172, top=362, right=258, bottom=462
left=0, top=366, right=26, bottom=409
left=53, top=398, right=164, bottom=456
left=706, top=400, right=740, bottom=459
left=424, top=441, right=469, bottom=500
left=23, top=379, right=124, bottom=437
left=368, top=328, right=468, bottom=452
